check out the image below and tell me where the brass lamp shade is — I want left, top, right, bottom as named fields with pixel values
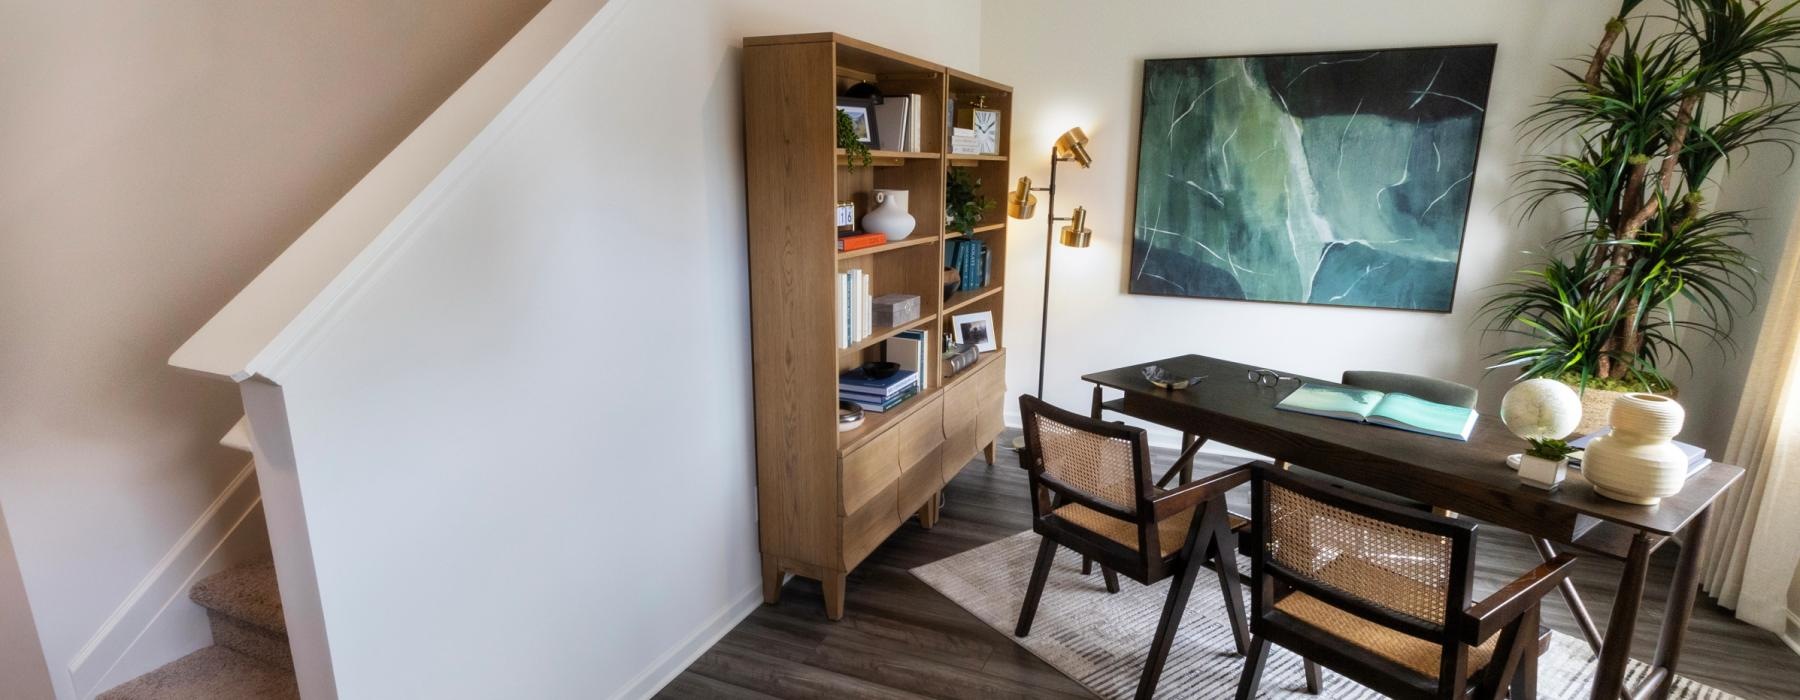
left=1059, top=206, right=1092, bottom=248
left=1007, top=176, right=1037, bottom=219
left=1053, top=127, right=1093, bottom=168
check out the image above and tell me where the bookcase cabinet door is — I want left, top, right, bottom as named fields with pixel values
left=942, top=354, right=1006, bottom=481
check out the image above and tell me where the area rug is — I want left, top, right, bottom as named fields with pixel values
left=912, top=532, right=1739, bottom=699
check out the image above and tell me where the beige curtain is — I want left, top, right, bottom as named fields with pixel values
left=1700, top=209, right=1800, bottom=635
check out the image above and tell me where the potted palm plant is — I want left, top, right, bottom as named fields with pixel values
left=1484, top=0, right=1800, bottom=434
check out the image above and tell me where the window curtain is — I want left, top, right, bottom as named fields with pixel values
left=1700, top=210, right=1800, bottom=636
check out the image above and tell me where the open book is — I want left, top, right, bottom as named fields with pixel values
left=1275, top=383, right=1478, bottom=441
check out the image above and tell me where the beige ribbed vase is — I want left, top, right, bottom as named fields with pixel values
left=1567, top=383, right=1678, bottom=436
left=1583, top=393, right=1687, bottom=505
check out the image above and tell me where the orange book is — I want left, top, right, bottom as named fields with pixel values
left=837, top=233, right=887, bottom=252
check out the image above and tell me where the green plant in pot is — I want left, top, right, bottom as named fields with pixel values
left=1483, top=0, right=1800, bottom=434
left=1519, top=438, right=1578, bottom=490
left=946, top=166, right=994, bottom=236
left=837, top=109, right=872, bottom=171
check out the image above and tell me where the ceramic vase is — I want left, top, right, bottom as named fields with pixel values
left=1583, top=393, right=1687, bottom=505
left=863, top=189, right=915, bottom=242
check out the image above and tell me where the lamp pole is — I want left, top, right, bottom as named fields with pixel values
left=1037, top=148, right=1069, bottom=400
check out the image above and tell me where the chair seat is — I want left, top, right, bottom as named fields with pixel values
left=1274, top=592, right=1499, bottom=679
left=1052, top=502, right=1248, bottom=557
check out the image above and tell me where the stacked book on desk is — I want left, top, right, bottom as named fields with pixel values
left=1568, top=429, right=1712, bottom=476
left=839, top=368, right=919, bottom=413
left=946, top=237, right=990, bottom=291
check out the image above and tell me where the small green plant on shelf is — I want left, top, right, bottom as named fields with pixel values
left=946, top=167, right=994, bottom=236
left=836, top=109, right=872, bottom=171
left=1525, top=437, right=1576, bottom=462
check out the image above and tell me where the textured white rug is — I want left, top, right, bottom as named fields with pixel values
left=913, top=531, right=1739, bottom=699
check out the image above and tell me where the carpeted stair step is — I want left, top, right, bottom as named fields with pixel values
left=95, top=646, right=298, bottom=700
left=190, top=560, right=290, bottom=668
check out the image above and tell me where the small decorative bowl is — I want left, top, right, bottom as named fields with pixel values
left=856, top=361, right=901, bottom=379
left=1142, top=365, right=1204, bottom=390
left=838, top=400, right=865, bottom=432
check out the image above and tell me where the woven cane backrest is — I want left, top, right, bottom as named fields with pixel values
left=1026, top=409, right=1141, bottom=514
left=1266, top=481, right=1454, bottom=627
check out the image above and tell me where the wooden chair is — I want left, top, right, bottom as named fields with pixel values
left=1016, top=395, right=1251, bottom=700
left=1237, top=463, right=1575, bottom=700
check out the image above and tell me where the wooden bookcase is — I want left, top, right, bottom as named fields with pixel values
left=743, top=33, right=1011, bottom=620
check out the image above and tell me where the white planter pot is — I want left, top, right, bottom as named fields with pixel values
left=1518, top=454, right=1568, bottom=490
left=1584, top=393, right=1687, bottom=505
left=863, top=189, right=915, bottom=242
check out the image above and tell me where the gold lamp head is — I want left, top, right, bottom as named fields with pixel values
left=1007, top=176, right=1037, bottom=219
left=1059, top=206, right=1092, bottom=248
left=1054, top=127, right=1092, bottom=168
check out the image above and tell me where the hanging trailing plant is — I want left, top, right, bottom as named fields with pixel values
left=1483, top=0, right=1800, bottom=390
left=836, top=109, right=872, bottom=171
left=946, top=167, right=994, bottom=236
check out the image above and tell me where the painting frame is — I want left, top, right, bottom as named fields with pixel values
left=1126, top=44, right=1496, bottom=313
left=951, top=310, right=997, bottom=353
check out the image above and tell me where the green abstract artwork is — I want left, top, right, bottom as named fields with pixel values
left=1129, top=46, right=1495, bottom=312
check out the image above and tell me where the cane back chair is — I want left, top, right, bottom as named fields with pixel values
left=1236, top=463, right=1575, bottom=700
left=1016, top=395, right=1251, bottom=700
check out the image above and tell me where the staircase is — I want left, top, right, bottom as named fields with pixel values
left=99, top=562, right=296, bottom=699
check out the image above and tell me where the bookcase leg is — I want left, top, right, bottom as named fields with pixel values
left=824, top=571, right=847, bottom=621
left=983, top=441, right=997, bottom=465
left=918, top=493, right=941, bottom=529
left=760, top=555, right=782, bottom=605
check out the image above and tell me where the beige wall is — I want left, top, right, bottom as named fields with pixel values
left=0, top=1, right=548, bottom=696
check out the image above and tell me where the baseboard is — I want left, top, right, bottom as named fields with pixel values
left=1783, top=610, right=1800, bottom=658
left=65, top=461, right=264, bottom=698
left=611, top=584, right=761, bottom=700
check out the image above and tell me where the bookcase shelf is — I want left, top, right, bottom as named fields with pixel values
left=840, top=315, right=934, bottom=356
left=744, top=32, right=1011, bottom=621
left=944, top=285, right=1004, bottom=315
left=836, top=235, right=936, bottom=260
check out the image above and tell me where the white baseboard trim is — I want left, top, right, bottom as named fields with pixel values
left=612, top=584, right=761, bottom=700
left=66, top=461, right=263, bottom=698
left=1783, top=610, right=1800, bottom=658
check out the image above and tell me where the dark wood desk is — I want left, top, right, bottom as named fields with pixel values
left=1083, top=355, right=1744, bottom=700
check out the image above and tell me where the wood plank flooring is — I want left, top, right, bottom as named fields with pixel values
left=660, top=432, right=1800, bottom=699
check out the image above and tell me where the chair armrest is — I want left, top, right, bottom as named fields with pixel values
left=1150, top=461, right=1255, bottom=519
left=1460, top=554, right=1578, bottom=645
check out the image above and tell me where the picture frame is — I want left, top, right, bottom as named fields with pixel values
left=951, top=310, right=997, bottom=353
left=835, top=97, right=879, bottom=146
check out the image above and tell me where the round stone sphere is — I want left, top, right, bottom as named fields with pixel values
left=1500, top=378, right=1583, bottom=440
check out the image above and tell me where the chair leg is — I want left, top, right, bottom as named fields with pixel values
left=1081, top=556, right=1093, bottom=575
left=1137, top=555, right=1204, bottom=700
left=1303, top=660, right=1323, bottom=694
left=1235, top=636, right=1271, bottom=700
left=1101, top=565, right=1120, bottom=594
left=1015, top=537, right=1058, bottom=637
left=1209, top=511, right=1251, bottom=655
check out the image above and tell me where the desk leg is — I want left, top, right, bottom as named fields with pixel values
left=1592, top=532, right=1654, bottom=700
left=1091, top=385, right=1103, bottom=419
left=1178, top=433, right=1197, bottom=484
left=1647, top=507, right=1712, bottom=699
left=1536, top=537, right=1602, bottom=653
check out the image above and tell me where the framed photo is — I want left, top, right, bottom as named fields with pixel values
left=836, top=97, right=879, bottom=145
left=951, top=310, right=997, bottom=353
left=1127, top=45, right=1495, bottom=312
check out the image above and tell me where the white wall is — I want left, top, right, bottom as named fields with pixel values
left=980, top=0, right=1800, bottom=454
left=257, top=1, right=981, bottom=697
left=0, top=2, right=549, bottom=697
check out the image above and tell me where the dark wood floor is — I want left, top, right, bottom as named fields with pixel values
left=660, top=432, right=1800, bottom=699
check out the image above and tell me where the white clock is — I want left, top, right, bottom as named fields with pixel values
left=971, top=109, right=1000, bottom=155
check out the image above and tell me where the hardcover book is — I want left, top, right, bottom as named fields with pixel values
left=1274, top=383, right=1477, bottom=441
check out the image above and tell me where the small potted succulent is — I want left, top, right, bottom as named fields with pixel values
left=1519, top=438, right=1576, bottom=490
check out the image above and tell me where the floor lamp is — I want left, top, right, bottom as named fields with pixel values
left=1008, top=127, right=1093, bottom=451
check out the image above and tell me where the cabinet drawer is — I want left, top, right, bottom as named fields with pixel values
left=896, top=443, right=945, bottom=517
left=942, top=354, right=1005, bottom=480
left=840, top=395, right=942, bottom=516
left=841, top=480, right=899, bottom=569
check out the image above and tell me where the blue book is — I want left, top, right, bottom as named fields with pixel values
left=838, top=369, right=918, bottom=396
left=1275, top=382, right=1477, bottom=441
left=846, top=386, right=919, bottom=413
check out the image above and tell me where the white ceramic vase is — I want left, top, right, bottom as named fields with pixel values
left=1518, top=455, right=1568, bottom=490
left=1583, top=393, right=1687, bottom=505
left=863, top=189, right=915, bottom=242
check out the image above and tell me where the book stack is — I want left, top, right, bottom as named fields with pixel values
left=839, top=368, right=919, bottom=413
left=872, top=93, right=925, bottom=152
left=836, top=269, right=873, bottom=349
left=946, top=237, right=990, bottom=291
left=882, top=329, right=930, bottom=392
left=837, top=232, right=886, bottom=252
left=1568, top=430, right=1713, bottom=477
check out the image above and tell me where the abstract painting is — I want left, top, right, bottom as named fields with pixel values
left=1128, top=45, right=1495, bottom=312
